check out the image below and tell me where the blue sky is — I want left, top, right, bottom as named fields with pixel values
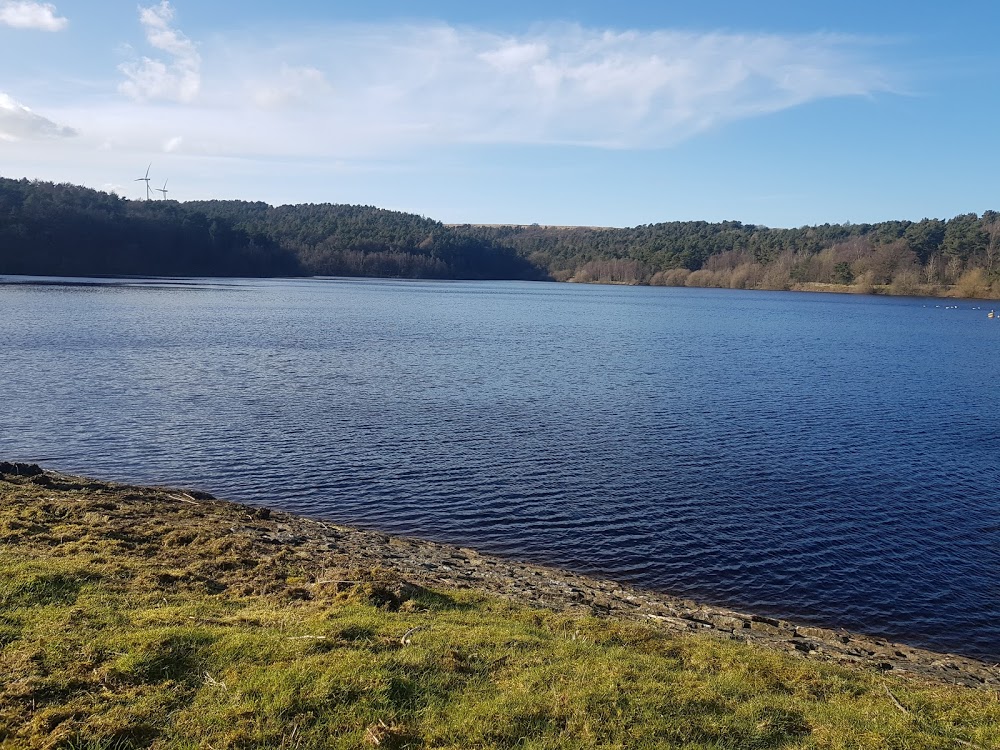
left=1, top=1, right=997, bottom=227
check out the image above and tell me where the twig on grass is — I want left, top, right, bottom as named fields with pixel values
left=400, top=626, right=424, bottom=645
left=203, top=672, right=228, bottom=691
left=884, top=684, right=987, bottom=750
left=883, top=683, right=910, bottom=714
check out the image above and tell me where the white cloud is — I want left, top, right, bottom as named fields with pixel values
left=248, top=65, right=332, bottom=110
left=479, top=41, right=549, bottom=72
left=197, top=23, right=896, bottom=152
left=119, top=1, right=200, bottom=103
left=0, top=92, right=76, bottom=141
left=50, top=21, right=897, bottom=166
left=0, top=1, right=67, bottom=31
left=333, top=24, right=893, bottom=149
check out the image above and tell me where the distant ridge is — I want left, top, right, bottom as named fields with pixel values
left=452, top=214, right=1000, bottom=297
left=1, top=175, right=998, bottom=299
left=0, top=177, right=544, bottom=281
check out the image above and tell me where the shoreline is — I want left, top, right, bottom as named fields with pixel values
left=3, top=273, right=999, bottom=305
left=2, top=462, right=997, bottom=690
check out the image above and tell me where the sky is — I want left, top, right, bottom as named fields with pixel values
left=1, top=1, right=998, bottom=228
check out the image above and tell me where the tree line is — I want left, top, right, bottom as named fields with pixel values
left=0, top=178, right=297, bottom=277
left=0, top=178, right=541, bottom=281
left=2, top=176, right=998, bottom=298
left=453, top=216, right=1000, bottom=297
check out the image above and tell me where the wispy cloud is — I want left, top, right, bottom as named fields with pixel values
left=305, top=24, right=895, bottom=149
left=248, top=65, right=332, bottom=110
left=119, top=1, right=200, bottom=103
left=0, top=92, right=76, bottom=141
left=85, top=21, right=897, bottom=162
left=0, top=1, right=67, bottom=31
left=200, top=23, right=896, bottom=154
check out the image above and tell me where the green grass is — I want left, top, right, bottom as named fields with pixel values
left=2, top=556, right=998, bottom=749
left=1, top=479, right=998, bottom=749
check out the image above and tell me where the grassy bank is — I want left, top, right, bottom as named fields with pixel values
left=1, top=470, right=998, bottom=749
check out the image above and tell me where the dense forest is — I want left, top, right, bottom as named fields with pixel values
left=453, top=217, right=1000, bottom=297
left=0, top=178, right=297, bottom=277
left=0, top=178, right=540, bottom=280
left=2, top=176, right=999, bottom=298
left=181, top=200, right=540, bottom=280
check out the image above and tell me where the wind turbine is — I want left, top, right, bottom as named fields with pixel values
left=134, top=163, right=152, bottom=200
left=157, top=179, right=169, bottom=200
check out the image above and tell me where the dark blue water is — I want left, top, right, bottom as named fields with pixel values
left=2, top=276, right=998, bottom=660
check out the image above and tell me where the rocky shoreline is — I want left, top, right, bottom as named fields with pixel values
left=2, top=462, right=997, bottom=691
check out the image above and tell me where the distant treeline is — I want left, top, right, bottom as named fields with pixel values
left=181, top=200, right=541, bottom=280
left=0, top=178, right=297, bottom=277
left=0, top=178, right=541, bottom=280
left=3, top=176, right=999, bottom=297
left=453, top=217, right=1000, bottom=297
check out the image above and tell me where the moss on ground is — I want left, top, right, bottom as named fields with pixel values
left=1, top=473, right=998, bottom=749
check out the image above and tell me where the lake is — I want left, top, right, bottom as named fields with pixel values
left=2, top=276, right=998, bottom=661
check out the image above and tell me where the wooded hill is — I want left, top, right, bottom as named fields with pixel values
left=0, top=178, right=296, bottom=278
left=453, top=216, right=1000, bottom=296
left=0, top=178, right=540, bottom=280
left=2, top=176, right=999, bottom=297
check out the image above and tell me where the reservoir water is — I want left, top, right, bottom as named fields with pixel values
left=2, top=276, right=998, bottom=661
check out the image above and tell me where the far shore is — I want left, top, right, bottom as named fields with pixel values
left=564, top=277, right=1000, bottom=302
left=3, top=272, right=999, bottom=305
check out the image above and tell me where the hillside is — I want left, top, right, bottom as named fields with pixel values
left=2, top=176, right=999, bottom=298
left=0, top=178, right=297, bottom=278
left=453, top=218, right=1000, bottom=296
left=0, top=178, right=542, bottom=281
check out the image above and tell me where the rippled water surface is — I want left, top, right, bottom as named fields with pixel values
left=2, top=276, right=999, bottom=660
